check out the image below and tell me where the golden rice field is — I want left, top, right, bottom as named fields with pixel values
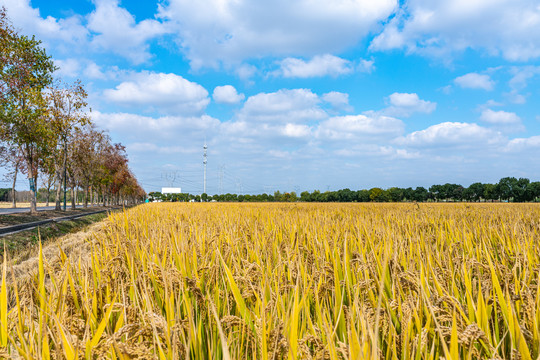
left=1, top=202, right=539, bottom=359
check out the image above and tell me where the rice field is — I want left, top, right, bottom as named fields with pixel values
left=1, top=202, right=539, bottom=359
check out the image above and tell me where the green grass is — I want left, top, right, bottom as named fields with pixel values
left=1, top=213, right=107, bottom=259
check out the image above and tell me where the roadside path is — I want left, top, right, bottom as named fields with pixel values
left=0, top=205, right=92, bottom=214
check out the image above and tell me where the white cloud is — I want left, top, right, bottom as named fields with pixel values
left=238, top=89, right=326, bottom=123
left=281, top=123, right=311, bottom=138
left=370, top=0, right=540, bottom=62
left=357, top=59, right=376, bottom=73
left=88, top=0, right=168, bottom=64
left=480, top=109, right=521, bottom=124
left=158, top=0, right=397, bottom=69
left=213, top=85, right=245, bottom=104
left=379, top=146, right=421, bottom=159
left=54, top=58, right=123, bottom=81
left=4, top=0, right=168, bottom=64
left=384, top=92, right=436, bottom=117
left=128, top=143, right=198, bottom=154
left=322, top=92, right=352, bottom=111
left=91, top=111, right=220, bottom=142
left=505, top=135, right=540, bottom=152
left=398, top=122, right=503, bottom=148
left=83, top=62, right=107, bottom=80
left=454, top=73, right=495, bottom=91
left=317, top=114, right=404, bottom=140
left=220, top=121, right=312, bottom=143
left=2, top=0, right=88, bottom=47
left=276, top=54, right=354, bottom=78
left=103, top=72, right=210, bottom=115
left=509, top=66, right=540, bottom=90
left=54, top=59, right=81, bottom=78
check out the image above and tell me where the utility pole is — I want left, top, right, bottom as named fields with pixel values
left=203, top=141, right=207, bottom=194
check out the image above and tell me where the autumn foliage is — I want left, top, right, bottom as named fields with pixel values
left=0, top=8, right=145, bottom=211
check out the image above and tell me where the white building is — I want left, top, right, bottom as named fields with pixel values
left=162, top=187, right=181, bottom=194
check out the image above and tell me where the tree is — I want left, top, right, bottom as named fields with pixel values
left=497, top=177, right=518, bottom=201
left=413, top=187, right=428, bottom=202
left=483, top=183, right=498, bottom=202
left=526, top=182, right=540, bottom=202
left=465, top=182, right=485, bottom=202
left=0, top=10, right=56, bottom=213
left=402, top=187, right=414, bottom=201
left=47, top=79, right=89, bottom=210
left=70, top=125, right=104, bottom=207
left=429, top=185, right=442, bottom=201
left=387, top=187, right=404, bottom=202
left=369, top=187, right=387, bottom=202
left=0, top=144, right=24, bottom=207
left=39, top=166, right=55, bottom=206
left=514, top=177, right=530, bottom=202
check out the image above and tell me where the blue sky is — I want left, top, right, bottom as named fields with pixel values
left=2, top=0, right=540, bottom=194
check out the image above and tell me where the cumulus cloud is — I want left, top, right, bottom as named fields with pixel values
left=158, top=0, right=396, bottom=69
left=103, top=72, right=210, bottom=115
left=3, top=0, right=168, bottom=65
left=88, top=0, right=168, bottom=64
left=322, top=92, right=352, bottom=111
left=316, top=114, right=404, bottom=140
left=383, top=92, right=436, bottom=117
left=238, top=89, right=327, bottom=123
left=54, top=58, right=81, bottom=78
left=480, top=109, right=521, bottom=124
left=276, top=54, right=354, bottom=78
left=83, top=62, right=108, bottom=80
left=91, top=111, right=220, bottom=141
left=505, top=135, right=540, bottom=152
left=1, top=0, right=88, bottom=48
left=213, top=85, right=245, bottom=104
left=281, top=123, right=311, bottom=138
left=398, top=122, right=503, bottom=148
left=370, top=0, right=540, bottom=62
left=454, top=73, right=495, bottom=91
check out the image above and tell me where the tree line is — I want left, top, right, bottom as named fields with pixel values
left=0, top=8, right=144, bottom=213
left=148, top=177, right=540, bottom=203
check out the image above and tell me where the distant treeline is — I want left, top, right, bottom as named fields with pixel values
left=0, top=188, right=8, bottom=202
left=148, top=176, right=540, bottom=203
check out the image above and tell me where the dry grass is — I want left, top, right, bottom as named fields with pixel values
left=1, top=202, right=539, bottom=359
left=0, top=202, right=49, bottom=209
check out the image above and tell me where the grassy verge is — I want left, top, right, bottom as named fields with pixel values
left=1, top=212, right=107, bottom=262
left=0, top=206, right=113, bottom=227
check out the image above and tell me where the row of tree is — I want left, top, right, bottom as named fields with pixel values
left=0, top=8, right=145, bottom=212
left=148, top=177, right=540, bottom=203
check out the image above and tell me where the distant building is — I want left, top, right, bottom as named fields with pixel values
left=162, top=187, right=181, bottom=194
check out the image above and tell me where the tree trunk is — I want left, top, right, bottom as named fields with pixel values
left=25, top=155, right=37, bottom=214
left=83, top=184, right=88, bottom=208
left=54, top=171, right=63, bottom=210
left=11, top=162, right=18, bottom=208
left=71, top=186, right=76, bottom=210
